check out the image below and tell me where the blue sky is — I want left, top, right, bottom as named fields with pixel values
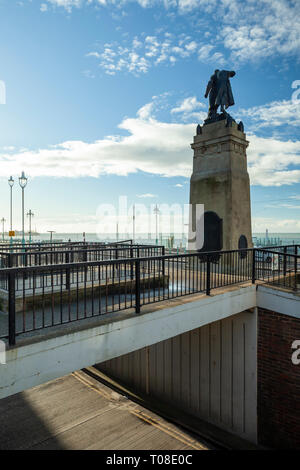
left=0, top=0, right=299, bottom=234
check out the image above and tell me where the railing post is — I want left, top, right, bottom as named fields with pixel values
left=283, top=246, right=287, bottom=276
left=294, top=245, right=298, bottom=291
left=65, top=252, right=70, bottom=290
left=252, top=249, right=256, bottom=284
left=206, top=255, right=211, bottom=296
left=130, top=247, right=134, bottom=280
left=116, top=249, right=119, bottom=276
left=24, top=247, right=28, bottom=280
left=8, top=271, right=16, bottom=346
left=162, top=246, right=165, bottom=279
left=135, top=259, right=141, bottom=313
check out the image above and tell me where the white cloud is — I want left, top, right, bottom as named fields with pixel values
left=44, top=1, right=300, bottom=63
left=266, top=203, right=300, bottom=209
left=87, top=33, right=224, bottom=76
left=171, top=96, right=207, bottom=122
left=137, top=193, right=158, bottom=198
left=1, top=98, right=299, bottom=186
left=0, top=101, right=194, bottom=179
left=171, top=96, right=206, bottom=121
left=86, top=51, right=101, bottom=58
left=137, top=102, right=154, bottom=119
left=45, top=0, right=83, bottom=12
left=171, top=96, right=205, bottom=114
left=239, top=99, right=300, bottom=128
left=221, top=1, right=300, bottom=62
left=252, top=217, right=300, bottom=233
left=247, top=134, right=300, bottom=186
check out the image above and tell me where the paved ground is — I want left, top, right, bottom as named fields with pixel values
left=0, top=369, right=212, bottom=450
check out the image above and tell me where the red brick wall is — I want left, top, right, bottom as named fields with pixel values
left=258, top=308, right=300, bottom=449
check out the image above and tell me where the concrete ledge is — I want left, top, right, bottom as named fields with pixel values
left=257, top=285, right=300, bottom=319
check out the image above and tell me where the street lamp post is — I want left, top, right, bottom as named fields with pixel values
left=47, top=230, right=55, bottom=243
left=18, top=171, right=28, bottom=247
left=27, top=210, right=34, bottom=243
left=8, top=176, right=14, bottom=246
left=1, top=217, right=6, bottom=241
left=154, top=205, right=160, bottom=245
left=132, top=204, right=135, bottom=243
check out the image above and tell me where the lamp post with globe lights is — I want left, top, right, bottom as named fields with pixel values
left=18, top=171, right=28, bottom=247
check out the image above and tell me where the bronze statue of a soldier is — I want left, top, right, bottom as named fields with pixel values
left=204, top=69, right=236, bottom=120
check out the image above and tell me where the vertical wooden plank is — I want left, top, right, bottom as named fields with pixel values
left=155, top=340, right=165, bottom=396
left=132, top=349, right=141, bottom=390
left=120, top=354, right=127, bottom=383
left=126, top=352, right=134, bottom=386
left=111, top=358, right=117, bottom=378
left=140, top=347, right=146, bottom=394
left=122, top=353, right=129, bottom=384
left=232, top=315, right=245, bottom=434
left=98, top=360, right=106, bottom=372
left=199, top=324, right=210, bottom=419
left=164, top=337, right=172, bottom=398
left=190, top=327, right=200, bottom=414
left=220, top=317, right=233, bottom=427
left=115, top=355, right=122, bottom=379
left=172, top=334, right=181, bottom=406
left=124, top=353, right=131, bottom=385
left=210, top=321, right=221, bottom=423
left=149, top=343, right=157, bottom=396
left=243, top=309, right=257, bottom=442
left=181, top=331, right=191, bottom=409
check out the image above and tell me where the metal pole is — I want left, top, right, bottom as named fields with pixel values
left=27, top=210, right=34, bottom=244
left=48, top=230, right=55, bottom=243
left=10, top=185, right=12, bottom=232
left=154, top=205, right=159, bottom=245
left=133, top=204, right=135, bottom=243
left=8, top=270, right=16, bottom=346
left=22, top=187, right=25, bottom=247
left=8, top=176, right=14, bottom=248
left=29, top=212, right=31, bottom=243
left=135, top=259, right=141, bottom=313
left=252, top=249, right=256, bottom=284
left=156, top=209, right=158, bottom=245
left=294, top=245, right=298, bottom=291
left=206, top=255, right=211, bottom=295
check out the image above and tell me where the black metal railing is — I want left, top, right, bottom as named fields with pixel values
left=254, top=246, right=299, bottom=290
left=0, top=246, right=298, bottom=346
left=0, top=244, right=164, bottom=270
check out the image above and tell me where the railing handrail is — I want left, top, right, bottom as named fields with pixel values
left=0, top=244, right=165, bottom=257
left=256, top=248, right=299, bottom=257
left=0, top=245, right=298, bottom=275
left=2, top=245, right=298, bottom=346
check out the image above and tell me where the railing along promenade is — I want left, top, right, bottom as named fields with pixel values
left=0, top=244, right=298, bottom=346
left=0, top=241, right=161, bottom=269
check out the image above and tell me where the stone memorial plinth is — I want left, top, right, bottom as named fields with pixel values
left=189, top=118, right=252, bottom=253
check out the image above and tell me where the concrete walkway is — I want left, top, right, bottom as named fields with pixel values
left=0, top=369, right=212, bottom=450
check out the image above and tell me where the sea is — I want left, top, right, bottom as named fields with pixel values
left=12, top=232, right=300, bottom=248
